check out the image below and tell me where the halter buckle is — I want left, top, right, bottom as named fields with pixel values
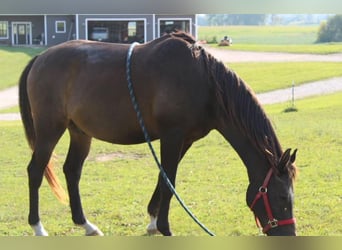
left=258, top=186, right=267, bottom=193
left=268, top=219, right=278, bottom=228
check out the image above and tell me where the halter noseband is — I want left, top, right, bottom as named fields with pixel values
left=249, top=168, right=296, bottom=234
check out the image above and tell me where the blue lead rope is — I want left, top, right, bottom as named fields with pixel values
left=126, top=42, right=215, bottom=236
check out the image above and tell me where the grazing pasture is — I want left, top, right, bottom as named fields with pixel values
left=0, top=25, right=341, bottom=236
left=0, top=92, right=341, bottom=235
left=198, top=25, right=342, bottom=54
left=227, top=62, right=342, bottom=93
left=199, top=25, right=319, bottom=45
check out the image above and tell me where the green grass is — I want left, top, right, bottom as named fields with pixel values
left=212, top=43, right=342, bottom=54
left=0, top=46, right=44, bottom=90
left=228, top=62, right=342, bottom=93
left=0, top=92, right=341, bottom=236
left=198, top=26, right=342, bottom=54
left=0, top=106, right=19, bottom=114
left=199, top=25, right=319, bottom=45
left=264, top=93, right=342, bottom=236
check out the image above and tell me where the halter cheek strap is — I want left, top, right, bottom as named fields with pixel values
left=249, top=168, right=296, bottom=234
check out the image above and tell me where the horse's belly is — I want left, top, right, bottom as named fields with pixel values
left=72, top=110, right=159, bottom=145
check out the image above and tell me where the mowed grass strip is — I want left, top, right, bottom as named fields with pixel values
left=0, top=92, right=341, bottom=236
left=213, top=43, right=342, bottom=54
left=228, top=62, right=342, bottom=93
left=199, top=25, right=319, bottom=45
left=198, top=25, right=342, bottom=54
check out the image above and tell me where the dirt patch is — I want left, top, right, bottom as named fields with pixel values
left=94, top=151, right=147, bottom=162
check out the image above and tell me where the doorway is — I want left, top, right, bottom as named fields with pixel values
left=12, top=22, right=32, bottom=45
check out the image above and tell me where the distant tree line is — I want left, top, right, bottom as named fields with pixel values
left=196, top=14, right=342, bottom=43
left=197, top=14, right=332, bottom=26
left=206, top=14, right=266, bottom=26
left=316, top=14, right=342, bottom=43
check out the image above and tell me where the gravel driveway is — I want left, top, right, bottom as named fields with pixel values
left=204, top=46, right=342, bottom=63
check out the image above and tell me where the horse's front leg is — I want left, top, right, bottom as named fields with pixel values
left=148, top=131, right=189, bottom=236
left=147, top=140, right=192, bottom=235
left=63, top=129, right=103, bottom=236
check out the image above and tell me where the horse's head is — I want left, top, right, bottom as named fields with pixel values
left=247, top=148, right=297, bottom=236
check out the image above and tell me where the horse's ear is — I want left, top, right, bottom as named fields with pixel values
left=278, top=148, right=291, bottom=172
left=290, top=149, right=297, bottom=164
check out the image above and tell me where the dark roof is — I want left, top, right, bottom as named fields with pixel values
left=2, top=0, right=190, bottom=15
left=0, top=0, right=340, bottom=15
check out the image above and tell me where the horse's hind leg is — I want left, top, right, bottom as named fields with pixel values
left=63, top=125, right=103, bottom=236
left=146, top=180, right=161, bottom=234
left=28, top=123, right=66, bottom=236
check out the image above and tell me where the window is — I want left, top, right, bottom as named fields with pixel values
left=0, top=21, right=8, bottom=39
left=55, top=21, right=66, bottom=33
left=128, top=21, right=137, bottom=36
left=87, top=20, right=145, bottom=43
left=159, top=19, right=190, bottom=36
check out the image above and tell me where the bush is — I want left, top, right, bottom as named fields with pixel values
left=316, top=15, right=342, bottom=43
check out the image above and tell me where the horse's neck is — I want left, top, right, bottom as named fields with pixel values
left=217, top=123, right=269, bottom=184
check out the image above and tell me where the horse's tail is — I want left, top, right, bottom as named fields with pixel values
left=19, top=56, right=68, bottom=204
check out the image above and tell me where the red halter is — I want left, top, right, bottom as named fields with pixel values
left=249, top=168, right=296, bottom=234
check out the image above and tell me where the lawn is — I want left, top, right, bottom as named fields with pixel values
left=198, top=26, right=342, bottom=54
left=0, top=92, right=341, bottom=236
left=228, top=62, right=342, bottom=93
left=198, top=25, right=319, bottom=45
left=213, top=43, right=342, bottom=54
left=0, top=46, right=44, bottom=90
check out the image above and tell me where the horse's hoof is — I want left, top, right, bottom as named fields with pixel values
left=86, top=229, right=104, bottom=236
left=147, top=223, right=161, bottom=235
left=147, top=216, right=160, bottom=235
left=147, top=227, right=161, bottom=235
left=81, top=220, right=104, bottom=236
left=31, top=221, right=49, bottom=236
left=159, top=230, right=172, bottom=236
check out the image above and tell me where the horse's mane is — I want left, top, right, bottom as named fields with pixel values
left=156, top=31, right=296, bottom=178
left=153, top=30, right=197, bottom=45
left=213, top=61, right=282, bottom=164
left=203, top=53, right=296, bottom=178
left=206, top=55, right=287, bottom=174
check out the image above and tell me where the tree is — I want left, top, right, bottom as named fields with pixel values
left=316, top=15, right=342, bottom=43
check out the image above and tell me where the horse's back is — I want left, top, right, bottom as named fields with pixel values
left=28, top=41, right=127, bottom=110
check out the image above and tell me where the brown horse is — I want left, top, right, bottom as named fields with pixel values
left=19, top=32, right=297, bottom=236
